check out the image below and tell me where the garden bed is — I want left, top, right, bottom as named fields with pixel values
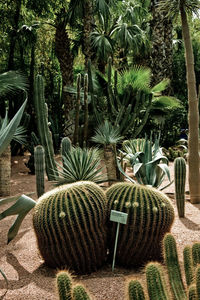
left=0, top=155, right=200, bottom=300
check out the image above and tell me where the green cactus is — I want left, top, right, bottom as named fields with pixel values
left=73, top=74, right=81, bottom=145
left=174, top=157, right=186, bottom=217
left=128, top=280, right=146, bottom=300
left=146, top=262, right=169, bottom=300
left=106, top=182, right=175, bottom=267
left=192, top=243, right=200, bottom=268
left=163, top=233, right=187, bottom=300
left=196, top=265, right=200, bottom=299
left=33, top=181, right=107, bottom=274
left=73, top=285, right=91, bottom=300
left=183, top=246, right=194, bottom=286
left=34, top=74, right=58, bottom=180
left=34, top=145, right=45, bottom=197
left=56, top=270, right=72, bottom=300
left=83, top=74, right=89, bottom=146
left=61, top=137, right=72, bottom=172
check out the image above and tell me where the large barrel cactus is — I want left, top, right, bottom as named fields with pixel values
left=106, top=182, right=174, bottom=267
left=33, top=181, right=107, bottom=274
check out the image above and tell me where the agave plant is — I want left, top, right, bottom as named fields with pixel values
left=55, top=146, right=106, bottom=185
left=91, top=120, right=123, bottom=185
left=119, top=134, right=172, bottom=190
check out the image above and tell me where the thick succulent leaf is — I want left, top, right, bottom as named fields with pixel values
left=158, top=163, right=171, bottom=182
left=0, top=99, right=27, bottom=156
left=133, top=162, right=143, bottom=175
left=0, top=194, right=36, bottom=244
left=116, top=158, right=136, bottom=184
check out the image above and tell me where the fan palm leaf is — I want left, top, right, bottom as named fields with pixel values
left=0, top=71, right=28, bottom=96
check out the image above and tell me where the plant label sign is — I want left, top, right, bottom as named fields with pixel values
left=110, top=210, right=128, bottom=271
left=110, top=210, right=128, bottom=225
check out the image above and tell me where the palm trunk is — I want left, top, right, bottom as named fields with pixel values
left=83, top=0, right=93, bottom=69
left=55, top=17, right=74, bottom=136
left=180, top=5, right=200, bottom=203
left=104, top=145, right=117, bottom=186
left=150, top=1, right=173, bottom=90
left=0, top=146, right=11, bottom=196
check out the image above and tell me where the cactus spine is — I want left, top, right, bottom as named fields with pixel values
left=56, top=271, right=72, bottom=300
left=34, top=74, right=58, bottom=180
left=174, top=157, right=186, bottom=217
left=106, top=182, right=174, bottom=267
left=33, top=181, right=107, bottom=274
left=34, top=145, right=45, bottom=197
left=128, top=280, right=146, bottom=300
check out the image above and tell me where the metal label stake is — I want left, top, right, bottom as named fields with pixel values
left=110, top=210, right=128, bottom=272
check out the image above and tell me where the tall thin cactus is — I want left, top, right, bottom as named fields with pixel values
left=34, top=145, right=45, bottom=197
left=83, top=74, right=89, bottom=146
left=34, top=74, right=58, bottom=180
left=73, top=74, right=81, bottom=145
left=174, top=157, right=186, bottom=217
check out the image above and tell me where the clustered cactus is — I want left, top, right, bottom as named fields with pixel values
left=106, top=182, right=174, bottom=266
left=33, top=181, right=107, bottom=274
left=128, top=233, right=200, bottom=300
left=174, top=157, right=186, bottom=217
left=56, top=270, right=91, bottom=300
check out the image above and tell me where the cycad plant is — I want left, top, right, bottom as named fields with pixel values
left=55, top=146, right=106, bottom=185
left=91, top=120, right=123, bottom=185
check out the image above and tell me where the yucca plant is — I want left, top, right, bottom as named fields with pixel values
left=120, top=134, right=172, bottom=190
left=55, top=146, right=107, bottom=185
left=91, top=120, right=123, bottom=185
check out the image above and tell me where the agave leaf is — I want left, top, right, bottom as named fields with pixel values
left=133, top=162, right=143, bottom=175
left=116, top=158, right=136, bottom=184
left=0, top=268, right=8, bottom=289
left=0, top=194, right=36, bottom=244
left=0, top=99, right=27, bottom=156
left=157, top=163, right=171, bottom=182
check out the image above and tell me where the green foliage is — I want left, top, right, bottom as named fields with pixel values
left=0, top=71, right=28, bottom=96
left=174, top=157, right=186, bottom=218
left=33, top=181, right=107, bottom=274
left=55, top=147, right=107, bottom=185
left=120, top=135, right=172, bottom=189
left=106, top=182, right=175, bottom=267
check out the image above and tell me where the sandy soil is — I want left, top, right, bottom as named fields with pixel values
left=0, top=156, right=199, bottom=300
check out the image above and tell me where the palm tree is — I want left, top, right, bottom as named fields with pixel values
left=159, top=0, right=200, bottom=203
left=91, top=120, right=123, bottom=185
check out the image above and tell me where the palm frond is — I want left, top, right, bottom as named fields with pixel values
left=158, top=0, right=200, bottom=19
left=152, top=96, right=181, bottom=110
left=117, top=66, right=151, bottom=94
left=91, top=120, right=123, bottom=145
left=12, top=126, right=27, bottom=145
left=91, top=31, right=114, bottom=60
left=151, top=79, right=170, bottom=94
left=0, top=71, right=29, bottom=96
left=55, top=147, right=107, bottom=185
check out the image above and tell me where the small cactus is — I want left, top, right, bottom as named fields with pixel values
left=34, top=145, right=45, bottom=197
left=106, top=182, right=174, bottom=267
left=146, top=263, right=169, bottom=300
left=61, top=137, right=72, bottom=172
left=56, top=270, right=72, bottom=300
left=33, top=181, right=107, bottom=274
left=192, top=243, right=200, bottom=268
left=128, top=280, right=146, bottom=300
left=73, top=285, right=91, bottom=300
left=163, top=233, right=187, bottom=300
left=174, top=157, right=186, bottom=217
left=183, top=246, right=194, bottom=286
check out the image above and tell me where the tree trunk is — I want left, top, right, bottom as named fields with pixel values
left=55, top=16, right=74, bottom=136
left=150, top=1, right=173, bottom=91
left=0, top=146, right=11, bottom=197
left=8, top=0, right=21, bottom=70
left=83, top=0, right=93, bottom=70
left=180, top=5, right=200, bottom=203
left=104, top=145, right=117, bottom=186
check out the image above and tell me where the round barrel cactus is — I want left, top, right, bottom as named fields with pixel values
left=106, top=182, right=175, bottom=267
left=33, top=181, right=107, bottom=274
